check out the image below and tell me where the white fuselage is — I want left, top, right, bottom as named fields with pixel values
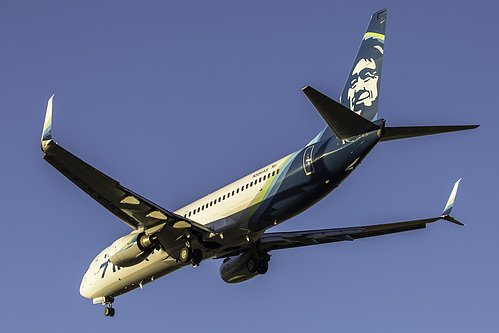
left=80, top=154, right=292, bottom=300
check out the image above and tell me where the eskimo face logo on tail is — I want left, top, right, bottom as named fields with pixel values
left=348, top=58, right=379, bottom=114
left=343, top=35, right=384, bottom=119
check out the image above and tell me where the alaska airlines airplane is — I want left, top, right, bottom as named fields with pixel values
left=41, top=9, right=477, bottom=317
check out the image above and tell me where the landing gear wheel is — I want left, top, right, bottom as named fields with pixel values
left=247, top=257, right=257, bottom=273
left=180, top=246, right=192, bottom=262
left=104, top=307, right=115, bottom=317
left=191, top=249, right=203, bottom=266
left=257, top=260, right=269, bottom=275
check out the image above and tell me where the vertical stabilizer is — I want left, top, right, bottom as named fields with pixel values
left=339, top=8, right=387, bottom=121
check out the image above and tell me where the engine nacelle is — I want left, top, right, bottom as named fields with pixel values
left=109, top=232, right=157, bottom=267
left=219, top=252, right=262, bottom=284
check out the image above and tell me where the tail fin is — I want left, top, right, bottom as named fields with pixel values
left=339, top=8, right=387, bottom=121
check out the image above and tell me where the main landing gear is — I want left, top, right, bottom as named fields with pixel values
left=247, top=252, right=270, bottom=275
left=179, top=242, right=203, bottom=267
left=103, top=297, right=115, bottom=317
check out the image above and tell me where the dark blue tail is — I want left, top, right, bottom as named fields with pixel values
left=308, top=9, right=387, bottom=145
left=339, top=8, right=386, bottom=122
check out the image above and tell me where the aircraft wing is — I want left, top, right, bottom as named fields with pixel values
left=260, top=180, right=463, bottom=252
left=41, top=96, right=212, bottom=234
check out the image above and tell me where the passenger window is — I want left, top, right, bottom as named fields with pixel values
left=223, top=195, right=226, bottom=200
left=232, top=190, right=235, bottom=196
left=236, top=188, right=239, bottom=194
left=246, top=184, right=248, bottom=189
left=263, top=175, right=266, bottom=180
left=227, top=193, right=230, bottom=198
left=272, top=171, right=275, bottom=176
left=277, top=169, right=280, bottom=174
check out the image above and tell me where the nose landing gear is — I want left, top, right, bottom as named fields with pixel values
left=104, top=306, right=115, bottom=317
left=103, top=297, right=115, bottom=317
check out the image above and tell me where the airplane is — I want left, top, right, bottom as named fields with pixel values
left=40, top=8, right=478, bottom=317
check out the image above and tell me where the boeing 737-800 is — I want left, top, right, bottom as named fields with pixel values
left=40, top=9, right=477, bottom=317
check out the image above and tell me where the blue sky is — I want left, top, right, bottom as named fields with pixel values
left=1, top=1, right=497, bottom=331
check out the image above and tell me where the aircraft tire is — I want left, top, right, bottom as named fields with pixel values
left=192, top=249, right=202, bottom=266
left=257, top=260, right=268, bottom=275
left=180, top=247, right=192, bottom=262
left=247, top=258, right=257, bottom=273
left=104, top=307, right=115, bottom=317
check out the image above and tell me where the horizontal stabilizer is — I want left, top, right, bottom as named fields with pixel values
left=380, top=125, right=479, bottom=142
left=302, top=86, right=379, bottom=140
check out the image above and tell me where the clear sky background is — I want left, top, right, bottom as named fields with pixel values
left=1, top=1, right=497, bottom=332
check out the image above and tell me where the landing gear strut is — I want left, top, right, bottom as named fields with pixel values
left=103, top=297, right=115, bottom=317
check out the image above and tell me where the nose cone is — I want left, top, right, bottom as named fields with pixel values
left=79, top=272, right=92, bottom=299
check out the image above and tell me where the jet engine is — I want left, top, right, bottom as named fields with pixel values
left=219, top=252, right=270, bottom=284
left=109, top=232, right=157, bottom=267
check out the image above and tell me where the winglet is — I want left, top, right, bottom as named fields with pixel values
left=441, top=178, right=464, bottom=226
left=41, top=94, right=55, bottom=152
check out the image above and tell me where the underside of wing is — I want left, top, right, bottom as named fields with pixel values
left=259, top=218, right=437, bottom=252
left=260, top=179, right=464, bottom=252
left=43, top=141, right=188, bottom=230
left=40, top=96, right=213, bottom=238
